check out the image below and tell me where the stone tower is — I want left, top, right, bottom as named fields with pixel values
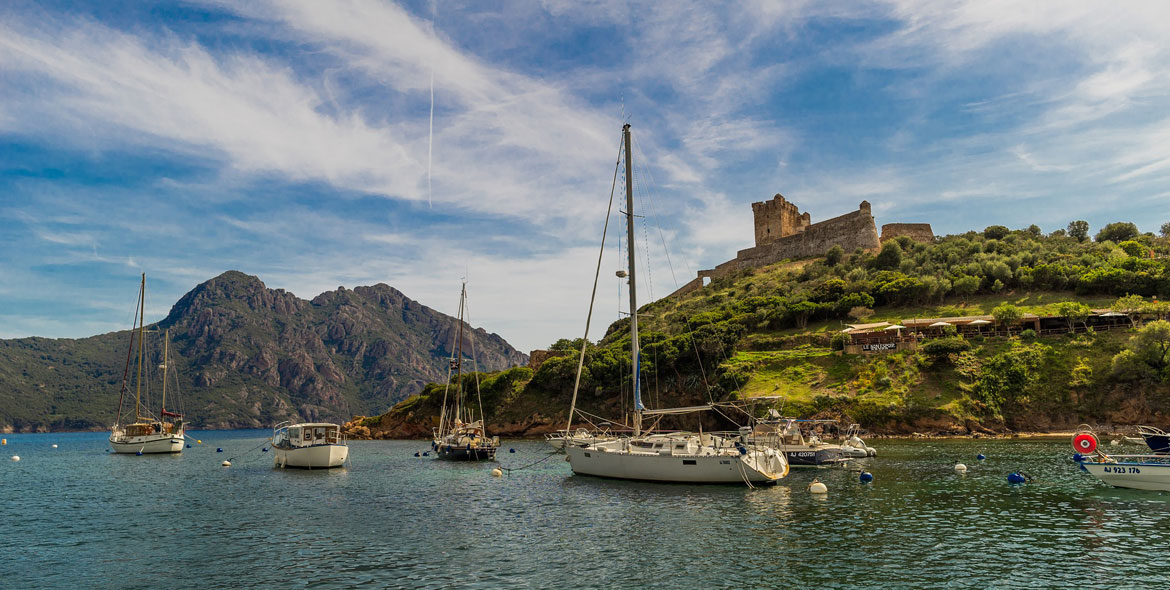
left=752, top=193, right=811, bottom=247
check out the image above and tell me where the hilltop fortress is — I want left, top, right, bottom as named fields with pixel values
left=670, top=194, right=933, bottom=297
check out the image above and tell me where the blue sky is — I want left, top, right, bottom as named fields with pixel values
left=2, top=1, right=1170, bottom=351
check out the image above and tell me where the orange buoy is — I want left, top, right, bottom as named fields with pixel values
left=1073, top=433, right=1098, bottom=454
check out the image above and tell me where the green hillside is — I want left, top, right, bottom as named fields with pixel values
left=362, top=222, right=1170, bottom=436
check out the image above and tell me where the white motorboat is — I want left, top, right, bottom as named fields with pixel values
left=272, top=422, right=348, bottom=469
left=839, top=423, right=878, bottom=458
left=748, top=418, right=848, bottom=466
left=561, top=124, right=788, bottom=485
left=110, top=273, right=187, bottom=454
left=1079, top=454, right=1170, bottom=491
left=1074, top=428, right=1170, bottom=491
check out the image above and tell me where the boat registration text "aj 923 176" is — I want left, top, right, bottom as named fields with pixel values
left=1103, top=466, right=1142, bottom=474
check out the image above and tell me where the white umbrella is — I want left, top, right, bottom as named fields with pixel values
left=929, top=321, right=951, bottom=327
left=967, top=319, right=991, bottom=325
left=884, top=325, right=904, bottom=331
left=840, top=327, right=853, bottom=333
left=1100, top=311, right=1126, bottom=317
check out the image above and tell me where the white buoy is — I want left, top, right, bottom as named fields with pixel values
left=221, top=460, right=231, bottom=467
left=1111, top=439, right=1121, bottom=446
left=51, top=444, right=58, bottom=449
left=808, top=479, right=828, bottom=494
left=11, top=455, right=20, bottom=462
left=955, top=462, right=968, bottom=473
left=491, top=468, right=503, bottom=477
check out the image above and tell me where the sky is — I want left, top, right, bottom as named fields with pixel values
left=2, top=1, right=1170, bottom=352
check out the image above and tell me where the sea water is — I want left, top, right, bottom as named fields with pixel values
left=1, top=432, right=1167, bottom=589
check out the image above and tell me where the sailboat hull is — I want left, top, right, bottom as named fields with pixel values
left=566, top=446, right=786, bottom=484
left=109, top=433, right=185, bottom=454
left=435, top=443, right=497, bottom=461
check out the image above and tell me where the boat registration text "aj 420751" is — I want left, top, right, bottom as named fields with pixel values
left=1103, top=466, right=1141, bottom=474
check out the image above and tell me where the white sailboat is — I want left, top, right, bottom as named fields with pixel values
left=110, top=273, right=186, bottom=454
left=432, top=282, right=499, bottom=461
left=563, top=124, right=788, bottom=484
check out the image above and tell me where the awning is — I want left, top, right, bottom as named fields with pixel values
left=846, top=321, right=892, bottom=330
left=967, top=319, right=991, bottom=325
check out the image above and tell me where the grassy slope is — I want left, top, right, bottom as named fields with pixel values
left=368, top=227, right=1170, bottom=435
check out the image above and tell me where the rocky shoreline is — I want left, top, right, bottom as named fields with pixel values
left=338, top=413, right=1147, bottom=441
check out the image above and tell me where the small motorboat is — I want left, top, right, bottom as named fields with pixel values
left=272, top=422, right=348, bottom=469
left=747, top=418, right=848, bottom=467
left=1074, top=428, right=1170, bottom=491
left=1136, top=425, right=1170, bottom=453
left=839, top=423, right=878, bottom=458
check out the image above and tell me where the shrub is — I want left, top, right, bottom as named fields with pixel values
left=983, top=225, right=1010, bottom=240
left=971, top=343, right=1051, bottom=416
left=1118, top=240, right=1146, bottom=257
left=825, top=245, right=844, bottom=266
left=830, top=333, right=847, bottom=351
left=1096, top=222, right=1139, bottom=243
left=1111, top=349, right=1153, bottom=382
left=872, top=241, right=903, bottom=270
left=1020, top=328, right=1037, bottom=341
left=921, top=336, right=971, bottom=360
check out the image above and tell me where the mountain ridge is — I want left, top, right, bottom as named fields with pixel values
left=0, top=271, right=527, bottom=432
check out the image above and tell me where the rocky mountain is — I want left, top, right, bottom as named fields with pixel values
left=0, top=271, right=527, bottom=432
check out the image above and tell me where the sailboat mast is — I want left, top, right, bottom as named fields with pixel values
left=160, top=329, right=169, bottom=415
left=623, top=124, right=642, bottom=436
left=454, top=282, right=466, bottom=423
left=135, top=272, right=145, bottom=421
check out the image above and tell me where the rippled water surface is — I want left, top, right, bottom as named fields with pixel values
left=3, top=432, right=1168, bottom=589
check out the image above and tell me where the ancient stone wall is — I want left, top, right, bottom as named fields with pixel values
left=666, top=197, right=906, bottom=299
left=736, top=202, right=880, bottom=269
left=880, top=223, right=935, bottom=243
left=752, top=193, right=811, bottom=246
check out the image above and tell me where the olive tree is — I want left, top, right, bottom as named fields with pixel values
left=992, top=303, right=1023, bottom=336
left=1054, top=301, right=1091, bottom=333
left=1067, top=220, right=1089, bottom=242
left=1112, top=294, right=1146, bottom=328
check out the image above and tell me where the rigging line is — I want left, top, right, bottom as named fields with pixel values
left=564, top=135, right=624, bottom=433
left=436, top=286, right=461, bottom=438
left=631, top=134, right=687, bottom=287
left=115, top=280, right=143, bottom=425
left=631, top=136, right=734, bottom=402
left=632, top=161, right=654, bottom=302
left=426, top=0, right=437, bottom=208
left=464, top=292, right=486, bottom=429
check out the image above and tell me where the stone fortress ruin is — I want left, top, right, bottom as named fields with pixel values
left=669, top=193, right=934, bottom=297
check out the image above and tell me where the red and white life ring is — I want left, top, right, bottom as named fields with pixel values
left=1073, top=433, right=1098, bottom=454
